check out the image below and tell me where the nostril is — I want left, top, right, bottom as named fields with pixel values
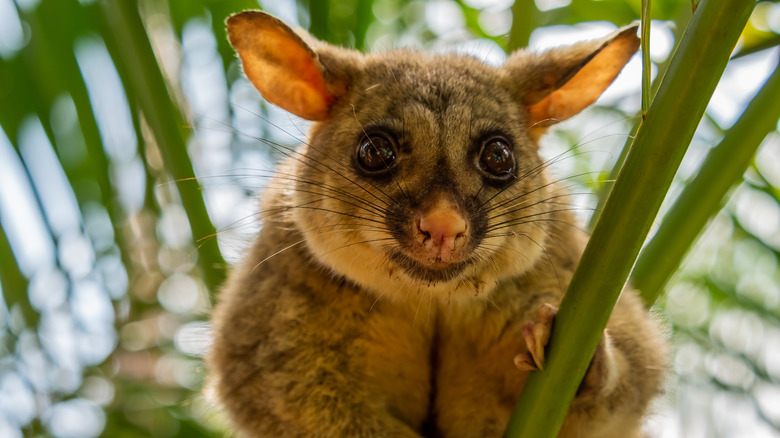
left=417, top=207, right=467, bottom=246
left=415, top=219, right=431, bottom=242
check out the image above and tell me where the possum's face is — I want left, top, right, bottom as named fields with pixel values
left=227, top=11, right=639, bottom=299
left=290, top=54, right=551, bottom=298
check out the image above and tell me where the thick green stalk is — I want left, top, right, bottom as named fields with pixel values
left=632, top=60, right=780, bottom=305
left=503, top=0, right=754, bottom=437
left=99, top=0, right=226, bottom=291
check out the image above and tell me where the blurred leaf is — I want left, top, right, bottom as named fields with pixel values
left=308, top=0, right=331, bottom=42
left=168, top=0, right=263, bottom=70
left=733, top=33, right=780, bottom=59
left=98, top=0, right=226, bottom=291
left=453, top=0, right=508, bottom=49
left=0, top=222, right=35, bottom=327
left=352, top=0, right=375, bottom=50
left=508, top=0, right=539, bottom=50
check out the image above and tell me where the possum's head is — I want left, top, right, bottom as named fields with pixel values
left=227, top=11, right=638, bottom=300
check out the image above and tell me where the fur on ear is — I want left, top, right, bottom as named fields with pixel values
left=226, top=11, right=357, bottom=121
left=503, top=25, right=640, bottom=131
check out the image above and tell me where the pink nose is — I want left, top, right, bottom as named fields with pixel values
left=417, top=205, right=467, bottom=262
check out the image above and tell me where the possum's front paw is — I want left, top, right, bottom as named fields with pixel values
left=513, top=303, right=613, bottom=397
left=514, top=303, right=557, bottom=371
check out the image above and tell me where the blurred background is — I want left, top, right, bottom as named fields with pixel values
left=0, top=0, right=779, bottom=437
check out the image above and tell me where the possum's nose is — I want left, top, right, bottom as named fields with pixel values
left=417, top=204, right=467, bottom=263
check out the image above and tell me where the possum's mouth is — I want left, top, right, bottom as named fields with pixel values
left=386, top=249, right=471, bottom=283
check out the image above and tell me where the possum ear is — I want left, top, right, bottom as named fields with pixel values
left=227, top=11, right=357, bottom=121
left=505, top=25, right=639, bottom=131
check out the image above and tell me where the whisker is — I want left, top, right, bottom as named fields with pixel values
left=486, top=171, right=604, bottom=216
left=487, top=191, right=597, bottom=222
left=369, top=291, right=386, bottom=312
left=317, top=237, right=397, bottom=259
left=250, top=239, right=308, bottom=273
left=486, top=217, right=590, bottom=236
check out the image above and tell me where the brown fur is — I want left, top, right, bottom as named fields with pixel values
left=210, top=11, right=667, bottom=438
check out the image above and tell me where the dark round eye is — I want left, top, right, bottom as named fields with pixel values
left=356, top=134, right=397, bottom=172
left=479, top=138, right=514, bottom=178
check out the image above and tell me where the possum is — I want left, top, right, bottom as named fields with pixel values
left=209, top=10, right=666, bottom=438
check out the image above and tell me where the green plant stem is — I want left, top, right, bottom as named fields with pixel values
left=99, top=0, right=226, bottom=291
left=632, top=60, right=780, bottom=305
left=641, top=0, right=651, bottom=116
left=503, top=0, right=754, bottom=437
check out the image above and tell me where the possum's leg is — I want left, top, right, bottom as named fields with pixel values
left=209, top=238, right=433, bottom=438
left=431, top=287, right=560, bottom=438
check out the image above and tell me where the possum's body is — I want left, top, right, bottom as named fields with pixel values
left=209, top=11, right=666, bottom=438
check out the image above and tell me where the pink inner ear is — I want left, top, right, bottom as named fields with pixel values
left=528, top=34, right=638, bottom=127
left=228, top=13, right=336, bottom=121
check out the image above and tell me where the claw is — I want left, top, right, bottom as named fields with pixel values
left=520, top=323, right=540, bottom=369
left=517, top=303, right=558, bottom=370
left=513, top=353, right=538, bottom=371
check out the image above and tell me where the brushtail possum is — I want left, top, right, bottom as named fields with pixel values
left=210, top=10, right=666, bottom=438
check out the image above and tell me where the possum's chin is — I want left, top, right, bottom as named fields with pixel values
left=385, top=250, right=471, bottom=284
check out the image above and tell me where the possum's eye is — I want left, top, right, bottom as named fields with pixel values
left=479, top=137, right=515, bottom=180
left=356, top=133, right=397, bottom=173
